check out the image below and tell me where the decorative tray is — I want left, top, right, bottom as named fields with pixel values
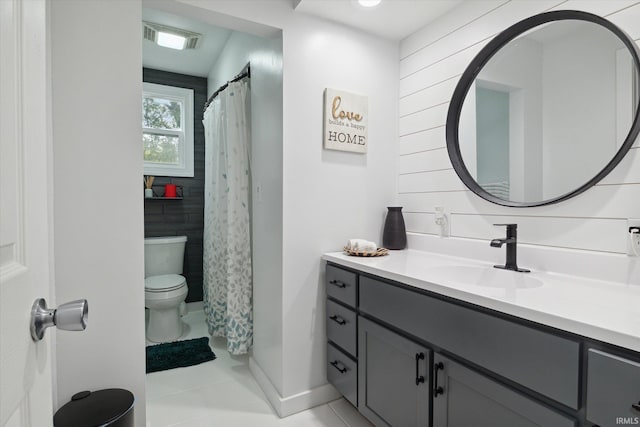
left=343, top=247, right=389, bottom=257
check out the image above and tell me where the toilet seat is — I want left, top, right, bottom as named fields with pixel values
left=145, top=274, right=186, bottom=292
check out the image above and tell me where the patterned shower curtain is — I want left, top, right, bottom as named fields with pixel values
left=202, top=80, right=252, bottom=355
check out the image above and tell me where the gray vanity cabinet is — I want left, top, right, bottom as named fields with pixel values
left=358, top=316, right=430, bottom=426
left=432, top=354, right=575, bottom=427
left=586, top=349, right=640, bottom=427
left=325, top=262, right=640, bottom=426
left=359, top=275, right=580, bottom=409
left=326, top=264, right=358, bottom=407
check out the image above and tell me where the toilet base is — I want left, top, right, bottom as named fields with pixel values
left=146, top=306, right=184, bottom=343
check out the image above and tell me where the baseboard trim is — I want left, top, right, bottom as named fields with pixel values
left=249, top=357, right=341, bottom=418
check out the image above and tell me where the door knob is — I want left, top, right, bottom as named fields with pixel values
left=30, top=298, right=88, bottom=341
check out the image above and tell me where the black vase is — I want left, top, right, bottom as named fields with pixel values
left=382, top=207, right=407, bottom=250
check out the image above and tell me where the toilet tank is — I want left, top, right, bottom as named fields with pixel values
left=144, top=236, right=187, bottom=278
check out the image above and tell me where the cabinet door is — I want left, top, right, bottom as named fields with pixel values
left=586, top=349, right=640, bottom=427
left=433, top=354, right=575, bottom=427
left=358, top=317, right=430, bottom=427
left=360, top=276, right=580, bottom=408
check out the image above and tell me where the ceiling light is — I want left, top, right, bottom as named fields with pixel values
left=157, top=32, right=186, bottom=50
left=143, top=22, right=202, bottom=50
left=358, top=0, right=382, bottom=7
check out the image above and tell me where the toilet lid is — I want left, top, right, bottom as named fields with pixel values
left=145, top=274, right=186, bottom=292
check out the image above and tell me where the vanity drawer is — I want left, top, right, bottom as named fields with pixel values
left=326, top=264, right=357, bottom=308
left=359, top=275, right=580, bottom=409
left=326, top=299, right=357, bottom=357
left=327, top=343, right=357, bottom=407
left=587, top=349, right=640, bottom=426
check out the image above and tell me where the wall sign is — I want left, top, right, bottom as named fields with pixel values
left=323, top=88, right=368, bottom=153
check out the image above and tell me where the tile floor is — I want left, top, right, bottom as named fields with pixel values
left=145, top=310, right=373, bottom=427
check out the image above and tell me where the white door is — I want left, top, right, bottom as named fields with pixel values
left=0, top=0, right=55, bottom=426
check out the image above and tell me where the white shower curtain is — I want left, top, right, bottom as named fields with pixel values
left=202, top=80, right=252, bottom=355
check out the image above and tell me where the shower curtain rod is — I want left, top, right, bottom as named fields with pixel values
left=203, top=64, right=251, bottom=111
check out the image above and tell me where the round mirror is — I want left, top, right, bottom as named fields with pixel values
left=446, top=10, right=640, bottom=207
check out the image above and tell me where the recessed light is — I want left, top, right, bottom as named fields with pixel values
left=358, top=0, right=382, bottom=7
left=157, top=32, right=187, bottom=50
left=142, top=22, right=201, bottom=50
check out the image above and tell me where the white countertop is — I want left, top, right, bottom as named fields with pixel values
left=322, top=249, right=640, bottom=353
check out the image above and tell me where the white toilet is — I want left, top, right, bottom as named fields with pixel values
left=144, top=236, right=189, bottom=343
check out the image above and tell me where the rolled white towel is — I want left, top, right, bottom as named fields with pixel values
left=347, top=239, right=365, bottom=250
left=359, top=241, right=377, bottom=252
left=346, top=239, right=377, bottom=252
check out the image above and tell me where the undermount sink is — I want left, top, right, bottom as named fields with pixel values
left=427, top=265, right=543, bottom=289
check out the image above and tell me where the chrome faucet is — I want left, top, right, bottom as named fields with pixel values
left=491, top=224, right=530, bottom=273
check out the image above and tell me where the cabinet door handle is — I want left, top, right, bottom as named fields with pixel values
left=415, top=352, right=425, bottom=386
left=329, top=279, right=347, bottom=288
left=329, top=315, right=346, bottom=325
left=330, top=360, right=347, bottom=374
left=632, top=401, right=640, bottom=412
left=434, top=361, right=444, bottom=397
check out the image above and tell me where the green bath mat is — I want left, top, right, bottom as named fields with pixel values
left=146, top=337, right=216, bottom=373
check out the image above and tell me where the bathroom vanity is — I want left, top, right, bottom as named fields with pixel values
left=322, top=250, right=640, bottom=427
left=322, top=11, right=640, bottom=424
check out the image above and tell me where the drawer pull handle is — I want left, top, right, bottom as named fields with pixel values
left=330, top=360, right=347, bottom=374
left=329, top=315, right=346, bottom=325
left=415, top=352, right=425, bottom=386
left=632, top=401, right=640, bottom=412
left=329, top=280, right=347, bottom=288
left=434, top=361, right=444, bottom=397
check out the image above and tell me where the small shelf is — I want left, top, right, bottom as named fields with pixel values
left=144, top=184, right=184, bottom=199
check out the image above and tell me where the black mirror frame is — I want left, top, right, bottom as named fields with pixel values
left=446, top=10, right=640, bottom=207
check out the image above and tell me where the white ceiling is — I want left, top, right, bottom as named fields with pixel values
left=142, top=0, right=464, bottom=78
left=294, top=0, right=463, bottom=41
left=142, top=8, right=232, bottom=77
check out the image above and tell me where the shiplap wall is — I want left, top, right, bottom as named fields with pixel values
left=398, top=0, right=640, bottom=258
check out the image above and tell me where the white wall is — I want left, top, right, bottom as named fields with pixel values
left=279, top=13, right=398, bottom=404
left=207, top=30, right=286, bottom=396
left=398, top=0, right=640, bottom=284
left=170, top=0, right=399, bottom=414
left=51, top=1, right=146, bottom=426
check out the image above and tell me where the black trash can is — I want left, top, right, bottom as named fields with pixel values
left=54, top=389, right=134, bottom=427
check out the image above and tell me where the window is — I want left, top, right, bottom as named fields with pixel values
left=142, top=82, right=194, bottom=177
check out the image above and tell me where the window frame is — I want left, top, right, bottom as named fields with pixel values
left=142, top=82, right=194, bottom=177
